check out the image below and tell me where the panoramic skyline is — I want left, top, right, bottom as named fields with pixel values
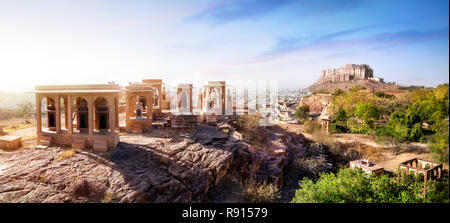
left=0, top=0, right=448, bottom=92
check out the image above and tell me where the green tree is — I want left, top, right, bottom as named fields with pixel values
left=333, top=107, right=347, bottom=124
left=291, top=168, right=449, bottom=203
left=354, top=101, right=380, bottom=126
left=295, top=104, right=310, bottom=123
left=333, top=89, right=345, bottom=96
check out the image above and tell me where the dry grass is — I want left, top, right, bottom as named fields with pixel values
left=242, top=180, right=281, bottom=203
left=56, top=149, right=81, bottom=161
left=235, top=115, right=266, bottom=150
left=360, top=146, right=386, bottom=162
left=2, top=123, right=35, bottom=133
left=22, top=135, right=37, bottom=142
left=101, top=191, right=122, bottom=203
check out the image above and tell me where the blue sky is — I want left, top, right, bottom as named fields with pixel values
left=0, top=0, right=448, bottom=92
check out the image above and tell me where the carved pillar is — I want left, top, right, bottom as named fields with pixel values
left=190, top=87, right=193, bottom=113
left=88, top=96, right=93, bottom=136
left=55, top=96, right=61, bottom=133
left=222, top=85, right=225, bottom=115
left=36, top=94, right=42, bottom=135
left=67, top=95, right=73, bottom=134
left=146, top=93, right=153, bottom=121
left=126, top=94, right=131, bottom=121
left=64, top=96, right=68, bottom=129
left=131, top=96, right=136, bottom=116
left=109, top=95, right=115, bottom=134
left=115, top=96, right=119, bottom=130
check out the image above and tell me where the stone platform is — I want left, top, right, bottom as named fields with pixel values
left=0, top=135, right=22, bottom=150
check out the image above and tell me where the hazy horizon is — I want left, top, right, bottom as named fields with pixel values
left=1, top=0, right=448, bottom=93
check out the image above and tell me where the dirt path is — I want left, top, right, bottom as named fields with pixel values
left=8, top=126, right=36, bottom=138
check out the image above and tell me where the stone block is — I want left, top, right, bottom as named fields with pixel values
left=0, top=135, right=22, bottom=150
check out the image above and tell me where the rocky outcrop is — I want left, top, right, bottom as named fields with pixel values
left=226, top=124, right=308, bottom=189
left=308, top=79, right=400, bottom=95
left=297, top=94, right=333, bottom=114
left=0, top=125, right=238, bottom=203
left=0, top=120, right=309, bottom=203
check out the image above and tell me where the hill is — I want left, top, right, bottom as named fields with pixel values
left=308, top=79, right=401, bottom=94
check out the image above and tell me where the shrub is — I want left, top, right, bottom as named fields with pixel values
left=330, top=123, right=348, bottom=133
left=295, top=105, right=310, bottom=123
left=57, top=149, right=81, bottom=161
left=333, top=107, right=348, bottom=124
left=375, top=92, right=395, bottom=99
left=236, top=115, right=259, bottom=132
left=236, top=115, right=266, bottom=149
left=242, top=180, right=281, bottom=203
left=303, top=121, right=321, bottom=134
left=333, top=89, right=345, bottom=96
left=291, top=168, right=449, bottom=203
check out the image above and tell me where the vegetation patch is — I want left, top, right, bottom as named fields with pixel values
left=328, top=83, right=449, bottom=162
left=101, top=191, right=122, bottom=203
left=2, top=123, right=36, bottom=133
left=242, top=180, right=281, bottom=203
left=57, top=149, right=81, bottom=161
left=236, top=115, right=266, bottom=149
left=291, top=168, right=449, bottom=203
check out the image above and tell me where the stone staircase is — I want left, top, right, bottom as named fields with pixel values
left=72, top=137, right=86, bottom=150
left=153, top=113, right=171, bottom=128
left=205, top=115, right=218, bottom=126
left=93, top=139, right=108, bottom=152
left=39, top=135, right=52, bottom=147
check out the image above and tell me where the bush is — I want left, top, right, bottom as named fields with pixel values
left=295, top=105, right=310, bottom=123
left=375, top=92, right=395, bottom=99
left=236, top=115, right=259, bottom=132
left=242, top=180, right=281, bottom=203
left=236, top=115, right=266, bottom=149
left=330, top=123, right=348, bottom=133
left=291, top=168, right=449, bottom=203
left=333, top=89, right=345, bottom=96
left=303, top=121, right=321, bottom=134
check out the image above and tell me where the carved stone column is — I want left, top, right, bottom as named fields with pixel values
left=109, top=95, right=115, bottom=134
left=55, top=96, right=61, bottom=133
left=88, top=96, right=93, bottom=136
left=36, top=94, right=42, bottom=135
left=67, top=95, right=73, bottom=134
left=126, top=94, right=131, bottom=121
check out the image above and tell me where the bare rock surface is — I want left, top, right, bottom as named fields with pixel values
left=0, top=121, right=309, bottom=203
left=0, top=126, right=236, bottom=203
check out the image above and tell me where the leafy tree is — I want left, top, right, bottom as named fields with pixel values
left=295, top=104, right=310, bottom=123
left=333, top=89, right=345, bottom=96
left=291, top=168, right=449, bottom=203
left=355, top=101, right=380, bottom=126
left=429, top=118, right=449, bottom=162
left=333, top=108, right=347, bottom=124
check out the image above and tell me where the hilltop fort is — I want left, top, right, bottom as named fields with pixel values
left=309, top=64, right=397, bottom=93
left=318, top=64, right=383, bottom=84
